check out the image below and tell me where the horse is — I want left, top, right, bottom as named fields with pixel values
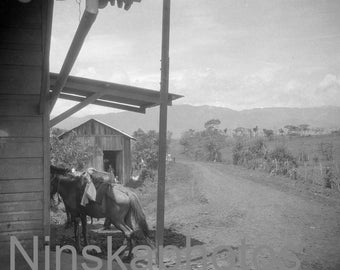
left=50, top=165, right=152, bottom=258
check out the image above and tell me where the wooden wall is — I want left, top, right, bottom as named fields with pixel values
left=0, top=0, right=51, bottom=261
left=63, top=120, right=133, bottom=184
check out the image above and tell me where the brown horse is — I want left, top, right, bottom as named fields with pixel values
left=50, top=165, right=151, bottom=258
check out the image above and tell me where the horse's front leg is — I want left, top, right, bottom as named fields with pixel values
left=80, top=214, right=88, bottom=246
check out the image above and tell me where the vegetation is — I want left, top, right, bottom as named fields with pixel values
left=179, top=121, right=340, bottom=192
left=180, top=119, right=227, bottom=162
left=50, top=128, right=93, bottom=170
left=131, top=128, right=172, bottom=181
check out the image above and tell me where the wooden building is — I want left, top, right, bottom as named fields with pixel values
left=0, top=0, right=52, bottom=261
left=60, top=119, right=135, bottom=185
left=0, top=0, right=181, bottom=266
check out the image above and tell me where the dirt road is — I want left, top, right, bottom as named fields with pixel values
left=163, top=160, right=340, bottom=270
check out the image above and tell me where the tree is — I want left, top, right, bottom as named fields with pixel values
left=263, top=129, right=274, bottom=140
left=278, top=128, right=284, bottom=136
left=298, top=124, right=310, bottom=136
left=204, top=119, right=221, bottom=130
left=233, top=127, right=247, bottom=138
left=132, top=129, right=172, bottom=170
left=180, top=119, right=227, bottom=162
left=50, top=128, right=93, bottom=170
left=284, top=125, right=299, bottom=136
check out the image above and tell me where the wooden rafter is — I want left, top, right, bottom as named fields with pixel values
left=58, top=93, right=146, bottom=113
left=50, top=92, right=103, bottom=127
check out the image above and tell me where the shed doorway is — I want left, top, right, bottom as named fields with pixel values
left=103, top=150, right=122, bottom=182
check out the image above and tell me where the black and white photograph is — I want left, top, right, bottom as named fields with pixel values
left=0, top=0, right=340, bottom=269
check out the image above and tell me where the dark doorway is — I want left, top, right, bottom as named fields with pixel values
left=103, top=150, right=122, bottom=181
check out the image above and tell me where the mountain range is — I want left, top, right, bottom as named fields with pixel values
left=55, top=105, right=340, bottom=138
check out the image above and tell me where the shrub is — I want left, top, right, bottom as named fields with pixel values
left=318, top=142, right=333, bottom=161
left=180, top=119, right=227, bottom=162
left=50, top=128, right=93, bottom=170
left=131, top=128, right=172, bottom=170
left=232, top=138, right=267, bottom=169
left=267, top=146, right=298, bottom=178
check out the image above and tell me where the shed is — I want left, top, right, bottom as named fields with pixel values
left=59, top=119, right=135, bottom=184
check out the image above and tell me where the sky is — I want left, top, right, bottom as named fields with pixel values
left=50, top=0, right=340, bottom=117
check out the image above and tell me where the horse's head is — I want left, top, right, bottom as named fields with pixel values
left=50, top=165, right=71, bottom=199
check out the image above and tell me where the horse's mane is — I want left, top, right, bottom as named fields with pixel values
left=50, top=165, right=71, bottom=175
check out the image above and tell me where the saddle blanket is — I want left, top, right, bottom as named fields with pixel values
left=80, top=181, right=97, bottom=206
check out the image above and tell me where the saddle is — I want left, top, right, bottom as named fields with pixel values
left=84, top=169, right=119, bottom=214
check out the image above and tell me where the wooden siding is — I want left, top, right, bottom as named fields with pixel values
left=0, top=66, right=42, bottom=94
left=64, top=119, right=133, bottom=184
left=71, top=119, right=123, bottom=136
left=0, top=0, right=49, bottom=261
left=123, top=138, right=132, bottom=183
left=0, top=116, right=43, bottom=137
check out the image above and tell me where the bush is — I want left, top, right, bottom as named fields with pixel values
left=232, top=138, right=267, bottom=169
left=232, top=139, right=298, bottom=179
left=180, top=119, right=227, bottom=162
left=318, top=142, right=333, bottom=161
left=131, top=128, right=172, bottom=171
left=267, top=146, right=298, bottom=178
left=50, top=128, right=93, bottom=170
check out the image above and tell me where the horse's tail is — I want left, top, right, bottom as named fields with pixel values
left=127, top=191, right=153, bottom=246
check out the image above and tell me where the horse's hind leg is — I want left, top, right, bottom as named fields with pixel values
left=80, top=214, right=88, bottom=246
left=112, top=222, right=134, bottom=260
left=73, top=218, right=81, bottom=252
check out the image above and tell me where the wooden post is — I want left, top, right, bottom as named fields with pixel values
left=156, top=0, right=171, bottom=265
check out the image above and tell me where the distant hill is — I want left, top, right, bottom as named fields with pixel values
left=55, top=105, right=340, bottom=138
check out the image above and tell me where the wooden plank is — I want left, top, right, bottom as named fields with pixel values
left=0, top=230, right=43, bottom=243
left=0, top=50, right=42, bottom=66
left=0, top=201, right=43, bottom=213
left=0, top=66, right=41, bottom=94
left=0, top=28, right=42, bottom=46
left=0, top=192, right=43, bottom=203
left=0, top=43, right=41, bottom=52
left=99, top=137, right=123, bottom=150
left=0, top=179, right=43, bottom=193
left=59, top=93, right=146, bottom=113
left=0, top=138, right=42, bottom=158
left=61, top=86, right=153, bottom=107
left=50, top=92, right=103, bottom=127
left=0, top=8, right=41, bottom=29
left=123, top=138, right=132, bottom=185
left=0, top=117, right=42, bottom=137
left=0, top=158, right=43, bottom=180
left=0, top=211, right=42, bottom=223
left=0, top=95, right=39, bottom=116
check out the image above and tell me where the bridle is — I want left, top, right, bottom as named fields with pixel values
left=51, top=172, right=62, bottom=204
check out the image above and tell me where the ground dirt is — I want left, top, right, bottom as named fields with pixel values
left=51, top=158, right=340, bottom=270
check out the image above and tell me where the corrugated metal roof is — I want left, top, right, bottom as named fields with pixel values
left=50, top=72, right=183, bottom=114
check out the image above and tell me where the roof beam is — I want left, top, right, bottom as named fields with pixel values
left=58, top=93, right=146, bottom=113
left=59, top=86, right=153, bottom=107
left=49, top=9, right=98, bottom=114
left=50, top=92, right=103, bottom=127
left=51, top=80, right=162, bottom=104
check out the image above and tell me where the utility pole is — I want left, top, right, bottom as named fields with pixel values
left=156, top=0, right=171, bottom=265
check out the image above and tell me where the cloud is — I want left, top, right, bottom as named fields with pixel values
left=318, top=74, right=340, bottom=92
left=312, top=74, right=340, bottom=106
